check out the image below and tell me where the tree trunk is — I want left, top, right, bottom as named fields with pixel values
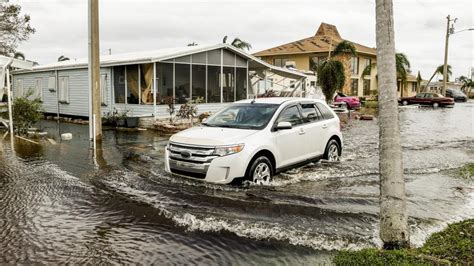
left=375, top=0, right=410, bottom=249
left=424, top=71, right=437, bottom=92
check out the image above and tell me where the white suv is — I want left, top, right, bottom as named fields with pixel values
left=165, top=97, right=342, bottom=185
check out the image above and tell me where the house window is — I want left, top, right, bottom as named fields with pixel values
left=309, top=56, right=326, bottom=71
left=411, top=82, right=417, bottom=92
left=351, top=57, right=359, bottom=75
left=273, top=58, right=289, bottom=67
left=363, top=79, right=371, bottom=96
left=48, top=76, right=56, bottom=91
left=34, top=78, right=42, bottom=100
left=100, top=74, right=107, bottom=105
left=363, top=58, right=371, bottom=76
left=58, top=77, right=69, bottom=103
left=351, top=78, right=359, bottom=96
left=15, top=79, right=23, bottom=97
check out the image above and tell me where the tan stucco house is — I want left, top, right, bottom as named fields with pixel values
left=254, top=22, right=418, bottom=97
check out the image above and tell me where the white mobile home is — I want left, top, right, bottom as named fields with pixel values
left=11, top=44, right=306, bottom=119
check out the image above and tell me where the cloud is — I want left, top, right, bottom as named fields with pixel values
left=13, top=0, right=474, bottom=78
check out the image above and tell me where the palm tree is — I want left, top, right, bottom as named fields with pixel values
left=317, top=41, right=356, bottom=102
left=416, top=71, right=422, bottom=93
left=395, top=53, right=410, bottom=97
left=459, top=76, right=474, bottom=96
left=223, top=36, right=252, bottom=51
left=424, top=64, right=451, bottom=92
left=13, top=52, right=25, bottom=60
left=376, top=0, right=409, bottom=249
left=57, top=55, right=70, bottom=62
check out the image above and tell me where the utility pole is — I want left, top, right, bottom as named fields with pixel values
left=88, top=0, right=102, bottom=141
left=442, top=15, right=456, bottom=96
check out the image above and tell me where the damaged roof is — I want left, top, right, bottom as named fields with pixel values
left=253, top=22, right=377, bottom=57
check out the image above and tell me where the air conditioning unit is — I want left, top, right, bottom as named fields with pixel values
left=285, top=61, right=296, bottom=68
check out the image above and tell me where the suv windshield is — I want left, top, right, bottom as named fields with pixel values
left=203, top=103, right=279, bottom=130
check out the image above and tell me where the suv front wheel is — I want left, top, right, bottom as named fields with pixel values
left=247, top=156, right=273, bottom=185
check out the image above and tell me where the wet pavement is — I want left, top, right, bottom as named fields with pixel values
left=0, top=102, right=473, bottom=264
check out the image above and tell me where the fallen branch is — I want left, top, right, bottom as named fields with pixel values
left=15, top=135, right=40, bottom=145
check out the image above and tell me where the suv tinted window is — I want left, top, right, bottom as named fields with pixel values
left=277, top=105, right=302, bottom=126
left=300, top=103, right=322, bottom=123
left=315, top=103, right=334, bottom=119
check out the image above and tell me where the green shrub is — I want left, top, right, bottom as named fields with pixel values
left=12, top=91, right=43, bottom=135
left=364, top=100, right=379, bottom=109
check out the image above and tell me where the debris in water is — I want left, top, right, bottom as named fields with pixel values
left=61, top=133, right=73, bottom=140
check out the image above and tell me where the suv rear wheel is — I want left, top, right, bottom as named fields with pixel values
left=247, top=156, right=273, bottom=185
left=324, top=139, right=340, bottom=162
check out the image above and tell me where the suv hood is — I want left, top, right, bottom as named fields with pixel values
left=169, top=126, right=259, bottom=146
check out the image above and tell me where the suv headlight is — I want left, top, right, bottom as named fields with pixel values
left=213, top=144, right=245, bottom=156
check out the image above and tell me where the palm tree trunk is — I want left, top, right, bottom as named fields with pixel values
left=375, top=0, right=409, bottom=249
left=424, top=71, right=437, bottom=92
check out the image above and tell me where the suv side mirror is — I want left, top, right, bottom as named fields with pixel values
left=276, top=121, right=292, bottom=130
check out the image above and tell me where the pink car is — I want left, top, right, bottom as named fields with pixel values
left=334, top=92, right=361, bottom=110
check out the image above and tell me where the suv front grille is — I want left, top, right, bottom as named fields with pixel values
left=168, top=142, right=217, bottom=164
left=168, top=142, right=216, bottom=179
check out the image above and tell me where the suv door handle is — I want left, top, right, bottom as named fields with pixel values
left=322, top=124, right=328, bottom=129
left=299, top=128, right=305, bottom=135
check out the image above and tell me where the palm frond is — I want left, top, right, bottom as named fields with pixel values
left=230, top=37, right=252, bottom=51
left=332, top=40, right=357, bottom=57
left=13, top=51, right=25, bottom=60
left=362, top=63, right=376, bottom=76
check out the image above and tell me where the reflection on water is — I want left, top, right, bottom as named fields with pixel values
left=0, top=102, right=473, bottom=264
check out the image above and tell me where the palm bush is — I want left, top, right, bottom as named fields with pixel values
left=316, top=40, right=356, bottom=103
left=12, top=90, right=43, bottom=135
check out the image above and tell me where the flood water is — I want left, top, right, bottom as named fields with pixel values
left=1, top=102, right=473, bottom=264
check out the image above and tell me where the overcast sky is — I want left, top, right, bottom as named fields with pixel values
left=11, top=0, right=474, bottom=79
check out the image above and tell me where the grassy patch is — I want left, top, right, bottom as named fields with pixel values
left=334, top=219, right=473, bottom=265
left=420, top=219, right=473, bottom=264
left=459, top=163, right=474, bottom=179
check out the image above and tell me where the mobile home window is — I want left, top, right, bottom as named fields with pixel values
left=100, top=74, right=107, bottom=105
left=48, top=76, right=56, bottom=91
left=192, top=64, right=206, bottom=102
left=235, top=67, right=247, bottom=101
left=34, top=78, right=42, bottom=100
left=58, top=77, right=69, bottom=103
left=15, top=79, right=23, bottom=97
left=175, top=63, right=190, bottom=104
left=113, top=66, right=125, bottom=103
left=156, top=63, right=174, bottom=104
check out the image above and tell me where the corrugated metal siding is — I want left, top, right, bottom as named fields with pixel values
left=12, top=67, right=112, bottom=117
